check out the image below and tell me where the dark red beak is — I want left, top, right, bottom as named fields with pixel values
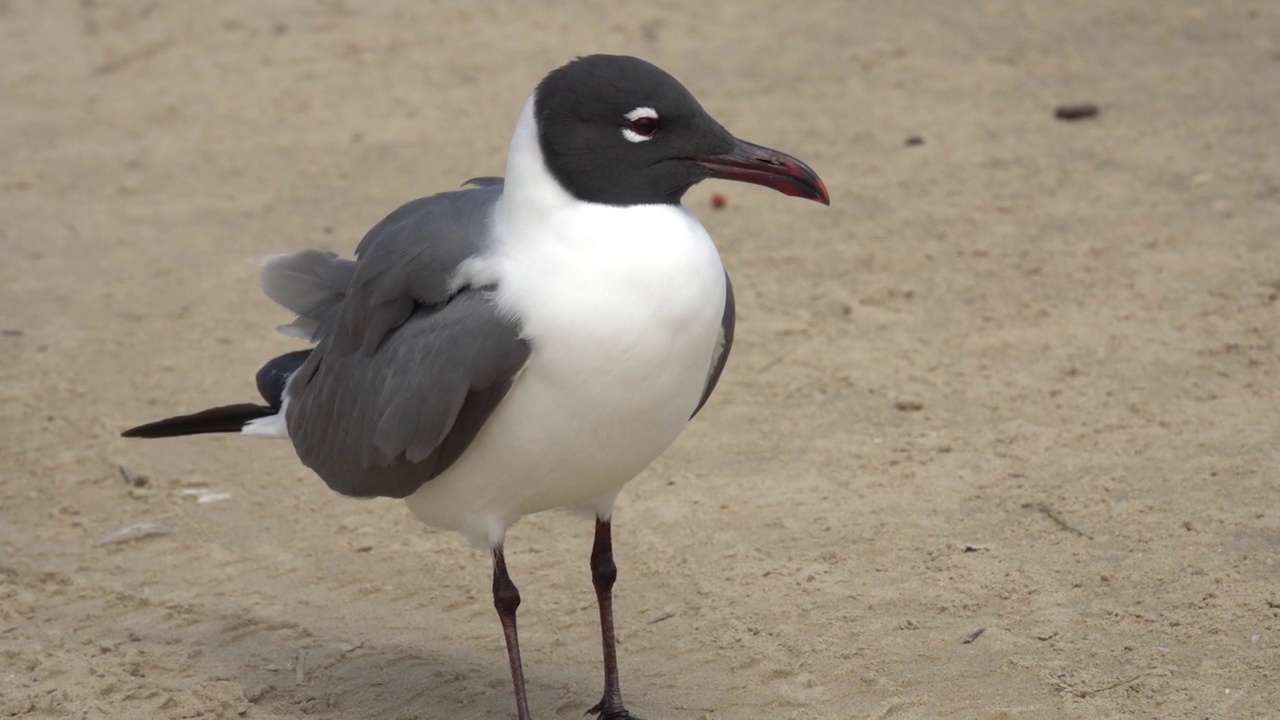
left=689, top=138, right=830, bottom=205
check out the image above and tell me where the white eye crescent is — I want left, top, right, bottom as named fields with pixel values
left=621, top=107, right=659, bottom=143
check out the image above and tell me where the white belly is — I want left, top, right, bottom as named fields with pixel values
left=404, top=202, right=726, bottom=548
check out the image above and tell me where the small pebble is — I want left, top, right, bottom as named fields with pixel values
left=904, top=135, right=924, bottom=147
left=1054, top=103, right=1099, bottom=121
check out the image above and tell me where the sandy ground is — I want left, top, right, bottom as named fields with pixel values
left=2, top=1, right=1279, bottom=718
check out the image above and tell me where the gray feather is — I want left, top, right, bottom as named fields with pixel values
left=262, top=250, right=357, bottom=341
left=336, top=182, right=504, bottom=355
left=273, top=181, right=529, bottom=500
left=692, top=271, right=735, bottom=418
left=287, top=290, right=529, bottom=498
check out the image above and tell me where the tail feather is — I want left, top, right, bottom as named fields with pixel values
left=121, top=403, right=275, bottom=438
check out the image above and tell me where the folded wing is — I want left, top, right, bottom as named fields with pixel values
left=265, top=181, right=531, bottom=499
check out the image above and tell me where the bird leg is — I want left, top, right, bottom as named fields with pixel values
left=493, top=546, right=532, bottom=720
left=586, top=519, right=639, bottom=719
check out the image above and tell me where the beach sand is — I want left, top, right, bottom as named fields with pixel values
left=2, top=2, right=1277, bottom=718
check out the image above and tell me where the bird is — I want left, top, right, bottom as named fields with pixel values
left=122, top=54, right=828, bottom=720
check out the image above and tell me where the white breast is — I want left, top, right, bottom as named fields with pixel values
left=404, top=97, right=726, bottom=548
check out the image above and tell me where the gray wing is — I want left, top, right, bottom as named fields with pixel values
left=263, top=181, right=532, bottom=499
left=338, top=183, right=505, bottom=355
left=691, top=271, right=735, bottom=418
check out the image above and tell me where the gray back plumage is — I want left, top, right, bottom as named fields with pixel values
left=264, top=181, right=532, bottom=499
left=340, top=183, right=506, bottom=355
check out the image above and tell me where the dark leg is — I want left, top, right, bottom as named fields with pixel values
left=493, top=546, right=532, bottom=720
left=586, top=519, right=638, bottom=719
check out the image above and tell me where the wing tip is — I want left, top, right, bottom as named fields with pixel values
left=120, top=404, right=275, bottom=439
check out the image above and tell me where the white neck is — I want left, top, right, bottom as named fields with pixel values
left=497, top=96, right=578, bottom=227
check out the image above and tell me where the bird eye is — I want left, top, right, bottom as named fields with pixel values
left=630, top=117, right=658, bottom=136
left=621, top=107, right=659, bottom=143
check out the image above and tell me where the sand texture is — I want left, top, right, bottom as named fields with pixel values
left=2, top=1, right=1278, bottom=718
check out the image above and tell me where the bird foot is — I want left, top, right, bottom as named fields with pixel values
left=585, top=699, right=640, bottom=720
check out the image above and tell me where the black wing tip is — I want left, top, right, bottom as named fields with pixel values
left=121, top=403, right=275, bottom=439
left=255, top=349, right=312, bottom=410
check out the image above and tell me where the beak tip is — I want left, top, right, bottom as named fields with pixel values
left=797, top=174, right=829, bottom=206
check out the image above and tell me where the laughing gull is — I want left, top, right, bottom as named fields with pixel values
left=123, top=54, right=828, bottom=720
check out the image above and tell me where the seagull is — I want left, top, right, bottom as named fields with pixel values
left=123, top=54, right=828, bottom=720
